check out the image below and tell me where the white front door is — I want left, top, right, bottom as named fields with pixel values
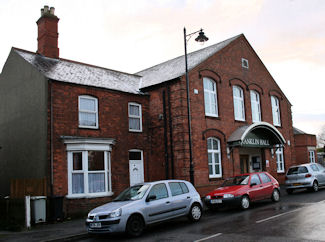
left=129, top=150, right=144, bottom=186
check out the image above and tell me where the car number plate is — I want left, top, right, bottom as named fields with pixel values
left=90, top=222, right=101, bottom=228
left=293, top=183, right=302, bottom=186
left=211, top=199, right=222, bottom=204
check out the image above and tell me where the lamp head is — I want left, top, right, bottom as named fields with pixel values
left=195, top=29, right=209, bottom=43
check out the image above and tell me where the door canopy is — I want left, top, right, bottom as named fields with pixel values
left=228, top=122, right=286, bottom=148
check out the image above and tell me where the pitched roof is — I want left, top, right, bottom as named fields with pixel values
left=12, top=34, right=241, bottom=93
left=13, top=48, right=142, bottom=94
left=293, top=127, right=311, bottom=135
left=136, top=34, right=242, bottom=89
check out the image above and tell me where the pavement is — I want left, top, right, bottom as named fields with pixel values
left=0, top=218, right=88, bottom=242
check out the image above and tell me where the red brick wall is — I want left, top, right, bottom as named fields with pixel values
left=47, top=81, right=149, bottom=216
left=294, top=134, right=317, bottom=164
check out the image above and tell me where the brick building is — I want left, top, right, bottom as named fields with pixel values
left=0, top=6, right=313, bottom=217
left=293, top=127, right=317, bottom=164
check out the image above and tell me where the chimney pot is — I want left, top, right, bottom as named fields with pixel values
left=50, top=7, right=55, bottom=15
left=41, top=8, right=44, bottom=15
left=44, top=5, right=49, bottom=13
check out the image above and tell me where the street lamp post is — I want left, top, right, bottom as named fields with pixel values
left=184, top=28, right=208, bottom=185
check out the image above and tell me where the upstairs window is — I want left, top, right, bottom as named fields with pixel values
left=250, top=90, right=261, bottom=122
left=233, top=86, right=245, bottom=121
left=79, top=96, right=98, bottom=128
left=203, top=77, right=218, bottom=117
left=129, top=103, right=142, bottom=132
left=271, top=96, right=281, bottom=126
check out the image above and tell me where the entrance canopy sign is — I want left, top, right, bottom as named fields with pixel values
left=227, top=122, right=286, bottom=148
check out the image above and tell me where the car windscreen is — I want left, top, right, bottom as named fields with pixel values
left=113, top=184, right=150, bottom=201
left=222, top=175, right=249, bottom=186
left=287, top=166, right=308, bottom=175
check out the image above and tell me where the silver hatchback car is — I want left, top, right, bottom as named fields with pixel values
left=285, top=163, right=325, bottom=194
left=86, top=180, right=203, bottom=236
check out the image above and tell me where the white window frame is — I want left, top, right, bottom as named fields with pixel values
left=250, top=90, right=261, bottom=122
left=309, top=150, right=315, bottom=163
left=233, top=86, right=245, bottom=121
left=203, top=77, right=218, bottom=117
left=78, top=95, right=98, bottom=129
left=276, top=146, right=285, bottom=173
left=242, top=58, right=249, bottom=69
left=128, top=102, right=142, bottom=132
left=271, top=96, right=281, bottom=126
left=207, top=137, right=222, bottom=178
left=63, top=138, right=114, bottom=198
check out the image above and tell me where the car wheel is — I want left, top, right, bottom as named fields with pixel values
left=271, top=189, right=280, bottom=202
left=188, top=203, right=202, bottom=222
left=240, top=195, right=250, bottom=210
left=126, top=214, right=144, bottom=237
left=286, top=189, right=293, bottom=194
left=311, top=181, right=319, bottom=192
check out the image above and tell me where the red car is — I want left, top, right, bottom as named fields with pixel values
left=204, top=172, right=280, bottom=210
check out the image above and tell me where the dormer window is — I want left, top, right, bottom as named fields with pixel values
left=242, top=58, right=249, bottom=69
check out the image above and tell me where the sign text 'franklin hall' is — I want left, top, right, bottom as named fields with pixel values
left=241, top=138, right=270, bottom=147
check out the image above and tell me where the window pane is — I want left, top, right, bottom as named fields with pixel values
left=250, top=174, right=261, bottom=185
left=73, top=152, right=82, bottom=170
left=207, top=139, right=212, bottom=150
left=129, top=117, right=140, bottom=130
left=208, top=153, right=212, bottom=164
left=72, top=174, right=84, bottom=194
left=215, top=164, right=220, bottom=175
left=88, top=173, right=105, bottom=193
left=212, top=139, right=219, bottom=150
left=208, top=165, right=213, bottom=175
left=180, top=182, right=189, bottom=193
left=80, top=98, right=96, bottom=111
left=129, top=151, right=142, bottom=160
left=204, top=78, right=213, bottom=91
left=204, top=92, right=210, bottom=113
left=169, top=182, right=183, bottom=196
left=129, top=105, right=140, bottom=116
left=88, top=151, right=104, bottom=171
left=79, top=112, right=96, bottom=126
left=148, top=183, right=168, bottom=200
left=214, top=153, right=220, bottom=164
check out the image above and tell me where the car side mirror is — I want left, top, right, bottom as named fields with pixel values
left=250, top=183, right=257, bottom=187
left=146, top=194, right=156, bottom=202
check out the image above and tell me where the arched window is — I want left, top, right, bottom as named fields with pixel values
left=271, top=96, right=281, bottom=126
left=207, top=137, right=222, bottom=178
left=203, top=77, right=218, bottom=117
left=78, top=95, right=98, bottom=128
left=250, top=90, right=261, bottom=122
left=233, top=86, right=245, bottom=121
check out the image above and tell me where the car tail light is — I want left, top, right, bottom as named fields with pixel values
left=305, top=174, right=312, bottom=178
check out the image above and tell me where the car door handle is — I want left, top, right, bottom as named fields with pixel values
left=187, top=196, right=190, bottom=199
left=166, top=201, right=170, bottom=204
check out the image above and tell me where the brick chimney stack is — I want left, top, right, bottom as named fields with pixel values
left=37, top=6, right=59, bottom=58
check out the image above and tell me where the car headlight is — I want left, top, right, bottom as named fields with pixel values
left=205, top=195, right=211, bottom=200
left=109, top=208, right=122, bottom=218
left=223, top=194, right=234, bottom=198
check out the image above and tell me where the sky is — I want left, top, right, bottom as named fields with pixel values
left=0, top=0, right=324, bottom=141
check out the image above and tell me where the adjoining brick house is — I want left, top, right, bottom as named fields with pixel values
left=0, top=6, right=312, bottom=216
left=293, top=127, right=318, bottom=164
